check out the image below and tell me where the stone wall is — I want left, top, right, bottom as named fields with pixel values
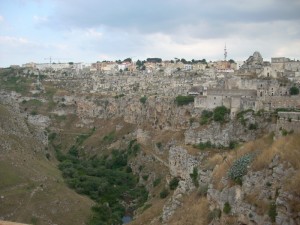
left=276, top=112, right=300, bottom=136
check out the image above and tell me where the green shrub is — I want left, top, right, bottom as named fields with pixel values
left=228, top=153, right=254, bottom=184
left=195, top=141, right=215, bottom=150
left=223, top=202, right=231, bottom=214
left=200, top=110, right=213, bottom=125
left=156, top=142, right=162, bottom=149
left=48, top=132, right=57, bottom=142
left=213, top=106, right=230, bottom=122
left=268, top=202, right=277, bottom=222
left=153, top=177, right=161, bottom=187
left=281, top=129, right=288, bottom=136
left=175, top=95, right=194, bottom=106
left=126, top=166, right=132, bottom=173
left=114, top=94, right=125, bottom=99
left=190, top=167, right=199, bottom=187
left=45, top=153, right=50, bottom=160
left=290, top=86, right=299, bottom=95
left=229, top=141, right=237, bottom=149
left=30, top=110, right=38, bottom=115
left=142, top=175, right=149, bottom=181
left=200, top=117, right=209, bottom=125
left=248, top=123, right=258, bottom=130
left=160, top=188, right=169, bottom=198
left=140, top=96, right=147, bottom=104
left=169, top=177, right=180, bottom=190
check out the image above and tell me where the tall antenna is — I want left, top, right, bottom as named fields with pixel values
left=224, top=44, right=227, bottom=61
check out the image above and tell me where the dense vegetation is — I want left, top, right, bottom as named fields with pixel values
left=290, top=86, right=299, bottom=95
left=228, top=153, right=254, bottom=185
left=175, top=95, right=194, bottom=106
left=200, top=110, right=213, bottom=125
left=50, top=133, right=148, bottom=225
left=213, top=106, right=230, bottom=122
left=200, top=106, right=229, bottom=125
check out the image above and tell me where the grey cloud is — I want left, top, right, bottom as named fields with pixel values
left=48, top=0, right=300, bottom=34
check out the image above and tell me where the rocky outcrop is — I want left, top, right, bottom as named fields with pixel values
left=239, top=51, right=265, bottom=75
left=52, top=95, right=202, bottom=130
left=162, top=146, right=212, bottom=222
left=185, top=112, right=263, bottom=147
left=168, top=146, right=198, bottom=180
left=207, top=155, right=299, bottom=225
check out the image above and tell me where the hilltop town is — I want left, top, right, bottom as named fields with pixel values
left=14, top=51, right=300, bottom=121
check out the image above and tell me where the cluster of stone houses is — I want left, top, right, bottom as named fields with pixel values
left=19, top=51, right=300, bottom=117
left=22, top=62, right=91, bottom=72
left=193, top=52, right=300, bottom=117
left=21, top=58, right=236, bottom=75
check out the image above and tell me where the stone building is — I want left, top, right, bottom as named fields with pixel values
left=194, top=89, right=257, bottom=118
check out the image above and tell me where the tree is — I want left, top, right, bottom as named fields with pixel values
left=229, top=59, right=235, bottom=64
left=169, top=177, right=179, bottom=190
left=181, top=58, right=187, bottom=64
left=136, top=60, right=142, bottom=67
left=290, top=86, right=299, bottom=95
left=123, top=58, right=132, bottom=63
left=175, top=95, right=194, bottom=106
left=201, top=59, right=207, bottom=64
left=146, top=58, right=162, bottom=63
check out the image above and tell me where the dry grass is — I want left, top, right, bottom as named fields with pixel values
left=244, top=192, right=269, bottom=215
left=129, top=198, right=166, bottom=225
left=0, top=221, right=30, bottom=225
left=0, top=103, right=93, bottom=225
left=168, top=192, right=209, bottom=225
left=211, top=134, right=274, bottom=189
left=252, top=134, right=300, bottom=171
left=286, top=172, right=300, bottom=213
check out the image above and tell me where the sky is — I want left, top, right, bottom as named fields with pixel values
left=0, top=0, right=300, bottom=67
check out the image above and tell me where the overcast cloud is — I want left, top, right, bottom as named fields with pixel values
left=0, top=0, right=300, bottom=67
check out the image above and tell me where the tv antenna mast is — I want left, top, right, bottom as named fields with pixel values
left=224, top=44, right=227, bottom=61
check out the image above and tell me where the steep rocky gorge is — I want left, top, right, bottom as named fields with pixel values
left=0, top=80, right=299, bottom=225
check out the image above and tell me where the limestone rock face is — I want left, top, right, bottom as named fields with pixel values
left=239, top=51, right=264, bottom=75
left=169, top=146, right=198, bottom=180
left=162, top=146, right=212, bottom=223
left=55, top=95, right=201, bottom=130
left=162, top=145, right=197, bottom=222
left=207, top=155, right=299, bottom=225
left=184, top=116, right=260, bottom=147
